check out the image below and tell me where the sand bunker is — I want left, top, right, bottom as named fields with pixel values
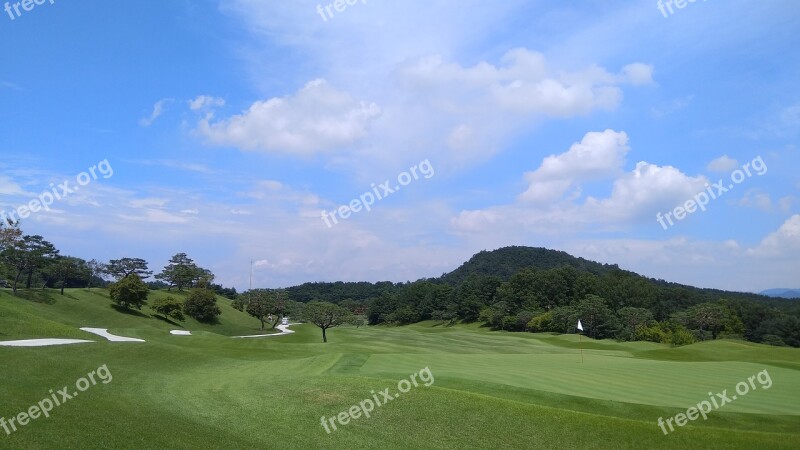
left=80, top=327, right=145, bottom=342
left=170, top=330, right=192, bottom=335
left=0, top=339, right=94, bottom=347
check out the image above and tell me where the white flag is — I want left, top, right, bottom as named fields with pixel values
left=577, top=320, right=584, bottom=331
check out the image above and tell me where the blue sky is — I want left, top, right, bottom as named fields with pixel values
left=1, top=0, right=798, bottom=292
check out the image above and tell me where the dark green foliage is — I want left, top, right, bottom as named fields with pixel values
left=303, top=301, right=353, bottom=342
left=151, top=296, right=185, bottom=321
left=109, top=274, right=149, bottom=310
left=183, top=288, right=221, bottom=322
left=106, top=257, right=153, bottom=280
left=439, top=246, right=619, bottom=285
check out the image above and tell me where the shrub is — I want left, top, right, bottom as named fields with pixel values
left=183, top=288, right=221, bottom=322
left=108, top=274, right=149, bottom=310
left=527, top=311, right=554, bottom=332
left=151, top=296, right=185, bottom=321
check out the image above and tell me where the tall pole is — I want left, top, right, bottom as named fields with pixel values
left=579, top=333, right=584, bottom=363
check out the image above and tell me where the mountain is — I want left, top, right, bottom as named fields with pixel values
left=760, top=289, right=800, bottom=299
left=438, top=246, right=619, bottom=285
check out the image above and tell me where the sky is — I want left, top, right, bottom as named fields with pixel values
left=1, top=0, right=798, bottom=293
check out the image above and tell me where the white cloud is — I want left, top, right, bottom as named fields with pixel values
left=195, top=79, right=381, bottom=155
left=139, top=98, right=174, bottom=127
left=0, top=176, right=25, bottom=195
left=651, top=95, right=693, bottom=118
left=739, top=189, right=773, bottom=212
left=453, top=130, right=709, bottom=233
left=707, top=155, right=739, bottom=173
left=519, top=130, right=629, bottom=203
left=747, top=215, right=800, bottom=258
left=189, top=95, right=225, bottom=112
left=398, top=49, right=652, bottom=118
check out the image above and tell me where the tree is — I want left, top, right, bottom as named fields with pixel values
left=106, top=258, right=153, bottom=280
left=53, top=256, right=89, bottom=295
left=155, top=253, right=206, bottom=291
left=672, top=303, right=732, bottom=340
left=244, top=291, right=275, bottom=330
left=303, top=301, right=353, bottom=343
left=151, top=296, right=185, bottom=321
left=0, top=234, right=59, bottom=293
left=86, top=259, right=107, bottom=289
left=617, top=307, right=655, bottom=341
left=0, top=219, right=21, bottom=251
left=183, top=288, right=221, bottom=322
left=574, top=294, right=618, bottom=339
left=108, top=274, right=149, bottom=310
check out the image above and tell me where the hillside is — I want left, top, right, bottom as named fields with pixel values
left=0, top=288, right=270, bottom=340
left=438, top=246, right=619, bottom=285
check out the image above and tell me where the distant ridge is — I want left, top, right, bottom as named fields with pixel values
left=760, top=288, right=800, bottom=299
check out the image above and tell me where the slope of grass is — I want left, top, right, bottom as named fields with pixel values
left=0, top=288, right=270, bottom=338
left=1, top=289, right=798, bottom=449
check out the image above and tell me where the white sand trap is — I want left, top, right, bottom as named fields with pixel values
left=234, top=323, right=297, bottom=339
left=0, top=339, right=94, bottom=347
left=170, top=330, right=192, bottom=335
left=80, top=327, right=145, bottom=342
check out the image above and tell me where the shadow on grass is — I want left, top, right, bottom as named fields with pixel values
left=152, top=314, right=184, bottom=328
left=110, top=304, right=149, bottom=318
left=13, top=289, right=56, bottom=305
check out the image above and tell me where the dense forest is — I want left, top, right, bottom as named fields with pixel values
left=285, top=246, right=800, bottom=347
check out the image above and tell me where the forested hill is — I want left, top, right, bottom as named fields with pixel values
left=439, top=246, right=619, bottom=285
left=282, top=246, right=800, bottom=348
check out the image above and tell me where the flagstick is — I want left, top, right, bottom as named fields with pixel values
left=579, top=333, right=584, bottom=364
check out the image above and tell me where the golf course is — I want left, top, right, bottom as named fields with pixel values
left=1, top=288, right=798, bottom=449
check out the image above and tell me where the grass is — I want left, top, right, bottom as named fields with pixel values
left=0, top=289, right=798, bottom=449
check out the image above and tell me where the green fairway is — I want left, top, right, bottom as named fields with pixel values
left=1, top=289, right=799, bottom=449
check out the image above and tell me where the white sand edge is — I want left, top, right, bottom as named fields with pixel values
left=0, top=339, right=95, bottom=347
left=80, top=327, right=145, bottom=342
left=170, top=330, right=192, bottom=335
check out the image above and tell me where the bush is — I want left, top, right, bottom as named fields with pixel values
left=669, top=327, right=696, bottom=346
left=527, top=311, right=554, bottom=332
left=760, top=334, right=787, bottom=347
left=151, top=296, right=185, bottom=321
left=514, top=310, right=536, bottom=331
left=108, top=274, right=149, bottom=310
left=634, top=325, right=669, bottom=344
left=183, top=288, right=221, bottom=322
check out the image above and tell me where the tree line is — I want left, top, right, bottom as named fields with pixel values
left=282, top=247, right=800, bottom=347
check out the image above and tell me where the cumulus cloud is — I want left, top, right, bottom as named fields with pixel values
left=195, top=79, right=381, bottom=155
left=519, top=130, right=629, bottom=203
left=452, top=130, right=709, bottom=233
left=747, top=215, right=800, bottom=258
left=397, top=49, right=653, bottom=118
left=707, top=155, right=739, bottom=173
